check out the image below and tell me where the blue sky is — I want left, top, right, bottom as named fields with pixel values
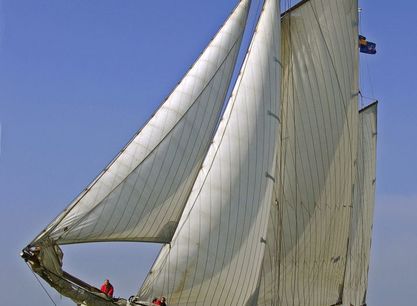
left=0, top=1, right=416, bottom=305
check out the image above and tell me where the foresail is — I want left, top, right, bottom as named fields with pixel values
left=343, top=103, right=377, bottom=306
left=138, top=0, right=281, bottom=304
left=31, top=0, right=251, bottom=246
left=258, top=0, right=359, bottom=305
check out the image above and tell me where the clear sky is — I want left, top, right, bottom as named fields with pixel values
left=0, top=1, right=416, bottom=306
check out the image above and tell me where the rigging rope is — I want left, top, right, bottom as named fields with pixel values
left=358, top=7, right=376, bottom=107
left=279, top=1, right=298, bottom=305
left=285, top=1, right=301, bottom=306
left=25, top=262, right=57, bottom=306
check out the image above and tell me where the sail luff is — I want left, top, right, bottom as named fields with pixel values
left=138, top=0, right=281, bottom=304
left=30, top=0, right=252, bottom=246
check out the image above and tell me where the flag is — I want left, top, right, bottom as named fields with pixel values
left=359, top=35, right=377, bottom=54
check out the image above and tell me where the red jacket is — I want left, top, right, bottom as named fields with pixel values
left=152, top=299, right=166, bottom=306
left=100, top=283, right=114, bottom=297
left=153, top=299, right=166, bottom=306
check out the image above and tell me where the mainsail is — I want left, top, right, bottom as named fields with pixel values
left=343, top=103, right=377, bottom=306
left=258, top=0, right=360, bottom=305
left=138, top=0, right=281, bottom=304
left=29, top=0, right=251, bottom=246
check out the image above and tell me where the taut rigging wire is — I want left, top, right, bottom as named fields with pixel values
left=25, top=262, right=57, bottom=306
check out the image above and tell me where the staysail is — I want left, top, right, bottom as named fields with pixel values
left=138, top=0, right=281, bottom=304
left=29, top=0, right=251, bottom=246
left=343, top=102, right=377, bottom=306
left=258, top=0, right=359, bottom=305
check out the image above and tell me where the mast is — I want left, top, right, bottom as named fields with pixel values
left=138, top=0, right=281, bottom=304
left=258, top=0, right=360, bottom=305
left=21, top=1, right=252, bottom=305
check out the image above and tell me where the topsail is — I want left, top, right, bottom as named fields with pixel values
left=343, top=103, right=377, bottom=306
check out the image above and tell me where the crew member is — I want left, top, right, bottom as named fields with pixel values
left=100, top=279, right=114, bottom=298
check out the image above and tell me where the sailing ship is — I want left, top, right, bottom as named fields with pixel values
left=21, top=0, right=377, bottom=305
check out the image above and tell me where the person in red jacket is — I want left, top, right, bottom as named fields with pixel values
left=152, top=296, right=167, bottom=306
left=100, top=279, right=114, bottom=298
left=159, top=296, right=167, bottom=306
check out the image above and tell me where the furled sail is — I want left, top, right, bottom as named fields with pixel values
left=30, top=0, right=251, bottom=246
left=258, top=0, right=359, bottom=305
left=138, top=0, right=281, bottom=304
left=343, top=103, right=377, bottom=306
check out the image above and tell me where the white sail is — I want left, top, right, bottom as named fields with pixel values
left=258, top=0, right=359, bottom=305
left=138, top=0, right=281, bottom=304
left=30, top=0, right=251, bottom=246
left=343, top=103, right=377, bottom=306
